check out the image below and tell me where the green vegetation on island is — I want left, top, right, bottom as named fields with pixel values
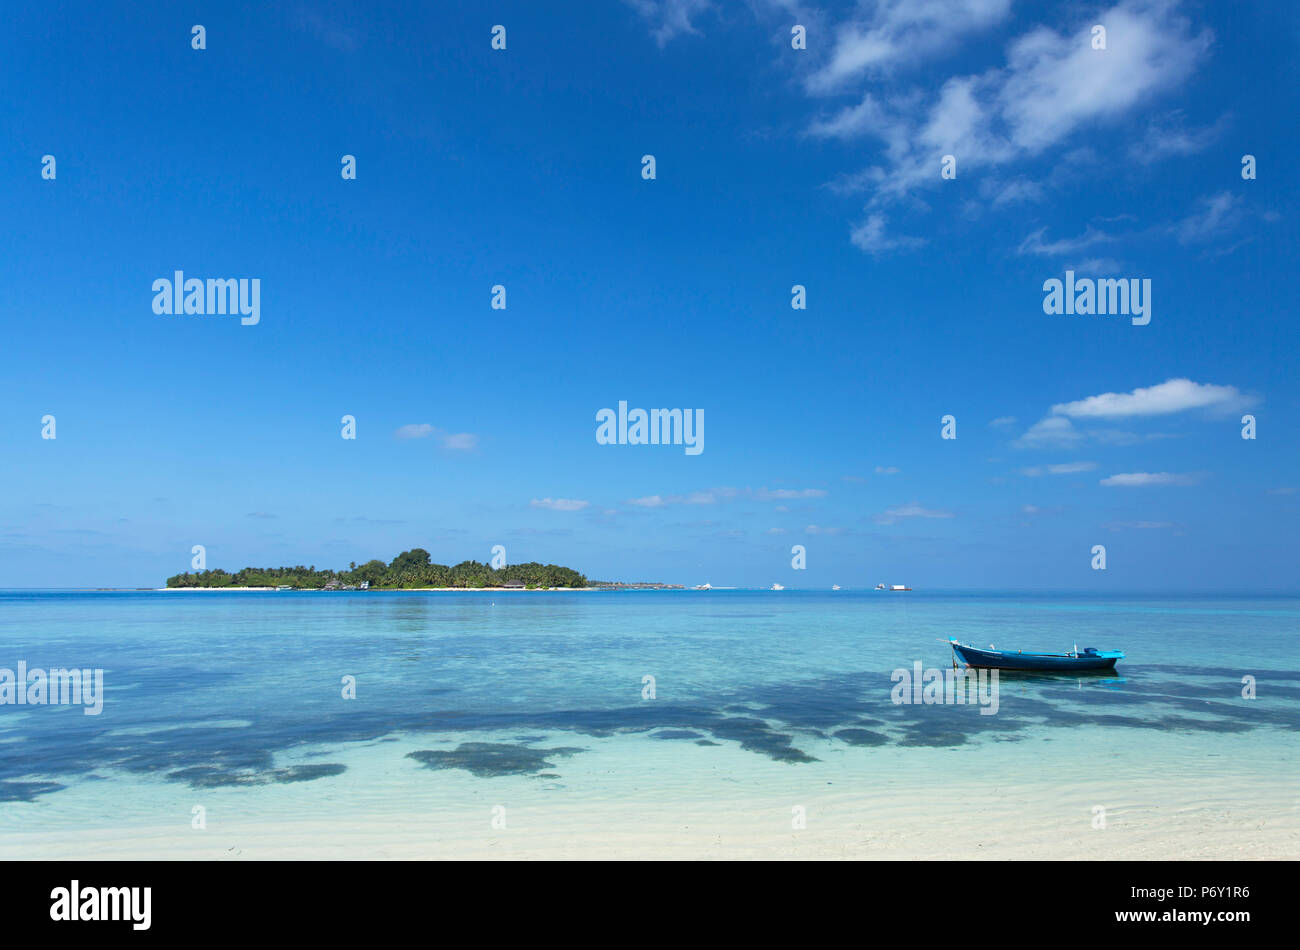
left=165, top=549, right=588, bottom=590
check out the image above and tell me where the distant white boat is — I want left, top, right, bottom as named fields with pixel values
left=770, top=583, right=785, bottom=591
left=693, top=583, right=712, bottom=590
left=832, top=585, right=841, bottom=591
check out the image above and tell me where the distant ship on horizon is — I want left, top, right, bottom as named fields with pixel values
left=876, top=583, right=912, bottom=591
left=771, top=583, right=785, bottom=591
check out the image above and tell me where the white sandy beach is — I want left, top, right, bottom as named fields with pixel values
left=5, top=773, right=1294, bottom=861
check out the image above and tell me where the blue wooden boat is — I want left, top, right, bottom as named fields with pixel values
left=948, top=638, right=1124, bottom=672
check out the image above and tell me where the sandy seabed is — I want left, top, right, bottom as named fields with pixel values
left=6, top=771, right=1295, bottom=861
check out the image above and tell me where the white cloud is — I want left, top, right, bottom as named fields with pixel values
left=874, top=466, right=900, bottom=475
left=982, top=177, right=1044, bottom=207
left=1099, top=471, right=1202, bottom=487
left=996, top=4, right=1209, bottom=154
left=530, top=498, right=590, bottom=511
left=625, top=486, right=823, bottom=509
left=1013, top=416, right=1083, bottom=449
left=805, top=524, right=843, bottom=535
left=395, top=424, right=479, bottom=451
left=1021, top=461, right=1096, bottom=476
left=989, top=416, right=1017, bottom=427
left=874, top=503, right=954, bottom=524
left=626, top=0, right=711, bottom=46
left=808, top=93, right=894, bottom=140
left=626, top=491, right=718, bottom=507
left=1073, top=257, right=1124, bottom=273
left=1129, top=110, right=1229, bottom=164
left=441, top=432, right=479, bottom=451
left=1017, top=225, right=1115, bottom=257
left=850, top=213, right=926, bottom=255
left=806, top=0, right=1013, bottom=93
left=754, top=487, right=828, bottom=500
left=1175, top=191, right=1242, bottom=244
left=809, top=0, right=1211, bottom=249
left=1051, top=378, right=1253, bottom=418
left=394, top=423, right=435, bottom=440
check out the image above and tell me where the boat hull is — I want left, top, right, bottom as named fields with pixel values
left=951, top=642, right=1123, bottom=671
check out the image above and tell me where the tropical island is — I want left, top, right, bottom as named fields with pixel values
left=165, top=549, right=587, bottom=590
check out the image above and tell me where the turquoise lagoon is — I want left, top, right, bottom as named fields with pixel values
left=1, top=589, right=1297, bottom=856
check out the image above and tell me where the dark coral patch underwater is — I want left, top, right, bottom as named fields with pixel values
left=7, top=660, right=1299, bottom=798
left=832, top=728, right=889, bottom=747
left=407, top=742, right=585, bottom=777
left=165, top=763, right=347, bottom=789
left=0, top=779, right=66, bottom=802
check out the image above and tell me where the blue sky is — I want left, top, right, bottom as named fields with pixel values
left=2, top=0, right=1296, bottom=589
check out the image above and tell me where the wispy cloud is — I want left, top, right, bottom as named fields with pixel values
left=1013, top=416, right=1084, bottom=449
left=874, top=503, right=954, bottom=524
left=1017, top=225, right=1116, bottom=258
left=1021, top=462, right=1096, bottom=476
left=626, top=491, right=718, bottom=507
left=1073, top=257, right=1124, bottom=273
left=626, top=0, right=712, bottom=47
left=806, top=0, right=1012, bottom=93
left=441, top=433, right=479, bottom=452
left=849, top=213, right=926, bottom=255
left=1174, top=191, right=1243, bottom=244
left=530, top=497, right=590, bottom=511
left=1100, top=471, right=1203, bottom=487
left=293, top=5, right=361, bottom=52
left=394, top=424, right=480, bottom=451
left=982, top=177, right=1044, bottom=207
left=754, top=487, right=828, bottom=501
left=1129, top=110, right=1229, bottom=163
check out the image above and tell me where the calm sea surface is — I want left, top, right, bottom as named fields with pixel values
left=2, top=589, right=1297, bottom=849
